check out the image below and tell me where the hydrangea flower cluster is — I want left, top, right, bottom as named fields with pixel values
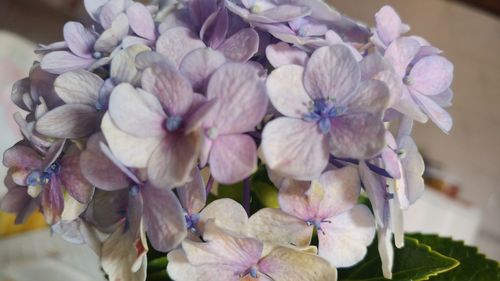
left=1, top=1, right=453, bottom=280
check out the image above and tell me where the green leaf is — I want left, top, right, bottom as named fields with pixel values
left=338, top=237, right=459, bottom=281
left=252, top=181, right=279, bottom=208
left=146, top=256, right=171, bottom=281
left=408, top=233, right=500, bottom=281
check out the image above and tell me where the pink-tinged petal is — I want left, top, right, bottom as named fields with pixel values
left=205, top=63, right=268, bottom=134
left=399, top=136, right=425, bottom=205
left=84, top=0, right=108, bottom=20
left=135, top=50, right=174, bottom=70
left=249, top=208, right=313, bottom=247
left=91, top=189, right=129, bottom=230
left=41, top=175, right=64, bottom=225
left=142, top=182, right=187, bottom=252
left=198, top=199, right=249, bottom=235
left=167, top=249, right=237, bottom=281
left=36, top=104, right=98, bottom=138
left=261, top=117, right=329, bottom=179
left=101, top=221, right=147, bottom=281
left=377, top=227, right=394, bottom=279
left=266, top=64, right=311, bottom=118
left=342, top=79, right=390, bottom=115
left=265, top=42, right=307, bottom=68
left=101, top=113, right=162, bottom=168
left=200, top=8, right=229, bottom=49
left=99, top=0, right=127, bottom=29
left=381, top=132, right=402, bottom=179
left=375, top=5, right=409, bottom=46
left=360, top=52, right=391, bottom=81
left=372, top=70, right=403, bottom=108
left=391, top=86, right=428, bottom=123
left=180, top=48, right=226, bottom=92
left=41, top=51, right=95, bottom=74
left=359, top=161, right=388, bottom=227
left=60, top=147, right=95, bottom=204
left=318, top=205, right=375, bottom=267
left=185, top=97, right=218, bottom=134
left=304, top=45, right=360, bottom=100
left=177, top=168, right=206, bottom=214
left=99, top=143, right=141, bottom=185
left=412, top=92, right=453, bottom=133
left=3, top=145, right=42, bottom=169
left=408, top=55, right=454, bottom=96
left=12, top=169, right=29, bottom=186
left=54, top=70, right=103, bottom=105
left=63, top=22, right=97, bottom=58
left=127, top=3, right=156, bottom=41
left=431, top=88, right=453, bottom=108
left=209, top=134, right=257, bottom=184
left=309, top=166, right=361, bottom=219
left=183, top=220, right=262, bottom=272
left=330, top=113, right=387, bottom=159
left=217, top=28, right=259, bottom=62
left=81, top=133, right=130, bottom=191
left=259, top=246, right=337, bottom=281
left=147, top=132, right=201, bottom=188
left=108, top=83, right=166, bottom=138
left=278, top=179, right=316, bottom=221
left=250, top=5, right=311, bottom=24
left=94, top=14, right=130, bottom=53
left=156, top=27, right=206, bottom=66
left=384, top=37, right=420, bottom=78
left=141, top=63, right=194, bottom=116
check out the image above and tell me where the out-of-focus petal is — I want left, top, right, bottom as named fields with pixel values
left=374, top=5, right=409, bottom=46
left=101, top=113, right=162, bottom=168
left=217, top=28, right=259, bottom=62
left=399, top=135, right=425, bottom=205
left=54, top=70, right=103, bottom=105
left=377, top=227, right=394, bottom=279
left=318, top=205, right=375, bottom=267
left=91, top=189, right=129, bottom=230
left=249, top=208, right=312, bottom=247
left=36, top=104, right=98, bottom=138
left=250, top=5, right=311, bottom=24
left=142, top=183, right=187, bottom=252
left=209, top=134, right=257, bottom=184
left=261, top=117, right=328, bottom=180
left=304, top=45, right=360, bottom=101
left=266, top=64, right=311, bottom=118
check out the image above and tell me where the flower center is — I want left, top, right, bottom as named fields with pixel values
left=93, top=51, right=103, bottom=59
left=205, top=127, right=219, bottom=140
left=185, top=213, right=200, bottom=233
left=403, top=76, right=414, bottom=86
left=306, top=219, right=332, bottom=235
left=26, top=162, right=60, bottom=198
left=303, top=98, right=346, bottom=134
left=240, top=265, right=259, bottom=279
left=165, top=116, right=183, bottom=132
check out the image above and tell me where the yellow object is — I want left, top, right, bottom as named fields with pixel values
left=0, top=210, right=47, bottom=237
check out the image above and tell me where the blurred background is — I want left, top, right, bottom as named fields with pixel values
left=0, top=0, right=499, bottom=280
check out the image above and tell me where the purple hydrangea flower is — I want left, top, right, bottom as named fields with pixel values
left=261, top=44, right=390, bottom=179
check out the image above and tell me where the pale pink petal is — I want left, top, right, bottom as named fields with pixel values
left=249, top=208, right=313, bottom=247
left=180, top=48, right=226, bottom=92
left=259, top=246, right=337, bottom=281
left=381, top=132, right=402, bottom=179
left=147, top=132, right=201, bottom=188
left=261, top=117, right=329, bottom=179
left=265, top=42, right=307, bottom=68
left=413, top=92, right=452, bottom=133
left=278, top=179, right=316, bottom=221
left=198, top=199, right=249, bottom=235
left=167, top=249, right=237, bottom=281
left=266, top=64, right=311, bottom=118
left=108, top=83, right=166, bottom=137
left=99, top=0, right=127, bottom=29
left=341, top=79, right=390, bottom=115
left=156, top=27, right=206, bottom=66
left=36, top=104, right=98, bottom=138
left=304, top=45, right=360, bottom=100
left=217, top=28, right=259, bottom=62
left=142, top=182, right=187, bottom=252
left=101, top=113, right=162, bottom=168
left=209, top=134, right=257, bottom=184
left=384, top=37, right=420, bottom=78
left=54, top=70, right=103, bottom=105
left=318, top=205, right=375, bottom=267
left=177, top=168, right=206, bottom=214
left=408, top=55, right=454, bottom=96
left=141, top=63, right=194, bottom=116
left=127, top=3, right=156, bottom=41
left=375, top=5, right=409, bottom=46
left=41, top=51, right=95, bottom=74
left=205, top=63, right=268, bottom=134
left=63, top=22, right=96, bottom=58
left=391, top=86, right=428, bottom=123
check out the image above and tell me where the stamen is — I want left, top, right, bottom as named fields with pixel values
left=205, top=127, right=219, bottom=140
left=166, top=116, right=183, bottom=132
left=129, top=185, right=140, bottom=196
left=93, top=51, right=103, bottom=59
left=403, top=76, right=414, bottom=86
left=397, top=149, right=407, bottom=159
left=185, top=213, right=200, bottom=233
